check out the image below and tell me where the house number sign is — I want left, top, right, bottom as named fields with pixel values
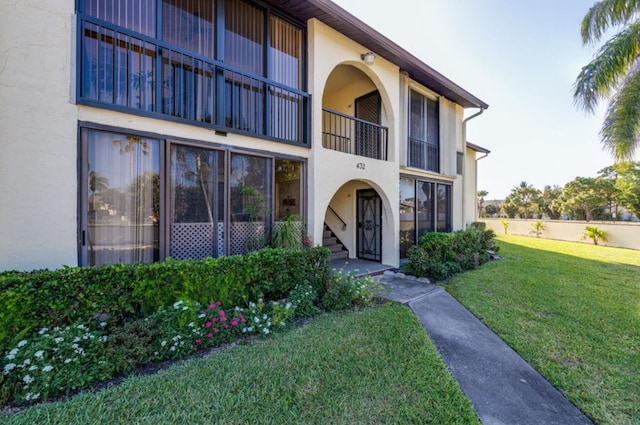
left=356, top=162, right=366, bottom=170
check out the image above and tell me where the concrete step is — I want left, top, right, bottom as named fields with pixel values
left=325, top=244, right=344, bottom=253
left=330, top=250, right=349, bottom=261
left=323, top=236, right=337, bottom=245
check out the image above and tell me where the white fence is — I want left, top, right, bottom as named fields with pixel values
left=482, top=219, right=640, bottom=251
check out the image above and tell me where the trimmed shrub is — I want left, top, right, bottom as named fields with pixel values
left=0, top=247, right=330, bottom=352
left=406, top=228, right=496, bottom=280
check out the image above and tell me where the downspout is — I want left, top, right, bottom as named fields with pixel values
left=461, top=107, right=486, bottom=225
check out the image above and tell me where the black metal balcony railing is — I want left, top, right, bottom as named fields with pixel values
left=322, top=108, right=388, bottom=160
left=408, top=137, right=439, bottom=172
left=78, top=17, right=310, bottom=146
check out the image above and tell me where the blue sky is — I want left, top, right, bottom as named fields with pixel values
left=335, top=0, right=619, bottom=199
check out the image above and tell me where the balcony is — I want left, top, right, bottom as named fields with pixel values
left=78, top=17, right=310, bottom=146
left=322, top=108, right=388, bottom=160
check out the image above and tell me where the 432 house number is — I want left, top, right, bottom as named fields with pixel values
left=356, top=162, right=366, bottom=170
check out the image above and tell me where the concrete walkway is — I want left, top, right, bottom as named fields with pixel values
left=375, top=272, right=593, bottom=425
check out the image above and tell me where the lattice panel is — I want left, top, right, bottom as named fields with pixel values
left=170, top=222, right=224, bottom=260
left=230, top=222, right=267, bottom=255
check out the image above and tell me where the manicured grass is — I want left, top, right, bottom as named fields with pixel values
left=1, top=304, right=479, bottom=425
left=447, top=235, right=640, bottom=425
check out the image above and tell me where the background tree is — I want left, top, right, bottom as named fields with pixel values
left=477, top=190, right=489, bottom=217
left=541, top=185, right=563, bottom=219
left=502, top=182, right=542, bottom=218
left=484, top=204, right=500, bottom=217
left=556, top=177, right=611, bottom=221
left=574, top=0, right=640, bottom=161
left=614, top=161, right=640, bottom=217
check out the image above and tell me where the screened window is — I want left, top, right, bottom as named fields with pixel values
left=399, top=178, right=452, bottom=258
left=78, top=0, right=309, bottom=145
left=408, top=89, right=439, bottom=172
left=84, top=129, right=161, bottom=265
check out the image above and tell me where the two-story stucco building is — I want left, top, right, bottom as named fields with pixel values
left=0, top=0, right=488, bottom=272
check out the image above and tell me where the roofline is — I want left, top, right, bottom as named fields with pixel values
left=305, top=0, right=489, bottom=109
left=466, top=142, right=491, bottom=154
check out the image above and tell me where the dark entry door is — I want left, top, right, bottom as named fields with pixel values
left=355, top=90, right=381, bottom=158
left=357, top=189, right=382, bottom=261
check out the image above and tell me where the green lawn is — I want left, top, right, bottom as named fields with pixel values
left=1, top=304, right=479, bottom=425
left=447, top=234, right=640, bottom=425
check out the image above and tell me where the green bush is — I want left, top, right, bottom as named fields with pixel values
left=0, top=247, right=331, bottom=352
left=289, top=284, right=320, bottom=318
left=406, top=228, right=496, bottom=280
left=320, top=272, right=381, bottom=311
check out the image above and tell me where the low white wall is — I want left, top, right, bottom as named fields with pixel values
left=482, top=219, right=640, bottom=250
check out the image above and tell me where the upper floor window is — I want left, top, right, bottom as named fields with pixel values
left=408, top=89, right=439, bottom=172
left=77, top=0, right=309, bottom=145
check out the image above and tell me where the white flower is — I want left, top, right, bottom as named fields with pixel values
left=99, top=322, right=107, bottom=327
left=73, top=337, right=81, bottom=343
left=34, top=350, right=44, bottom=358
left=5, top=353, right=16, bottom=361
left=38, top=327, right=48, bottom=335
left=263, top=328, right=270, bottom=334
left=23, top=359, right=31, bottom=366
left=23, top=375, right=34, bottom=384
left=25, top=392, right=40, bottom=401
left=42, top=365, right=53, bottom=372
left=262, top=314, right=268, bottom=320
left=71, top=344, right=79, bottom=349
left=3, top=363, right=16, bottom=374
left=182, top=306, right=188, bottom=311
left=64, top=358, right=72, bottom=364
left=54, top=337, right=64, bottom=344
left=198, top=313, right=206, bottom=319
left=17, top=340, right=28, bottom=348
left=188, top=322, right=194, bottom=327
left=173, top=301, right=183, bottom=309
left=102, top=336, right=108, bottom=342
left=285, top=303, right=292, bottom=309
left=161, top=340, right=167, bottom=347
left=76, top=324, right=87, bottom=330
left=170, top=346, right=176, bottom=352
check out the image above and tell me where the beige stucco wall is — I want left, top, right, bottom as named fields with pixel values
left=482, top=219, right=640, bottom=250
left=1, top=1, right=79, bottom=271
left=308, top=18, right=401, bottom=267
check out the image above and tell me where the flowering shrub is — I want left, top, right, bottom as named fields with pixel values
left=195, top=301, right=245, bottom=350
left=321, top=272, right=381, bottom=311
left=289, top=284, right=320, bottom=318
left=1, top=322, right=112, bottom=403
left=235, top=299, right=294, bottom=336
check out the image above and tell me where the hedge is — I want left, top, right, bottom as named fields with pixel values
left=0, top=247, right=330, bottom=351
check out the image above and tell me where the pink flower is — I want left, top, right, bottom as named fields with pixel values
left=217, top=301, right=222, bottom=306
left=224, top=324, right=229, bottom=329
left=212, top=317, right=218, bottom=322
left=196, top=339, right=202, bottom=344
left=219, top=310, right=225, bottom=317
left=207, top=333, right=213, bottom=338
left=205, top=321, right=212, bottom=328
left=231, top=319, right=238, bottom=326
left=209, top=304, right=216, bottom=309
left=213, top=328, right=219, bottom=333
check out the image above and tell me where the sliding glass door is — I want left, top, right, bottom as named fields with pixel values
left=169, top=145, right=224, bottom=260
left=82, top=129, right=161, bottom=265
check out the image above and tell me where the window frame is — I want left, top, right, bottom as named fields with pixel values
left=407, top=85, right=440, bottom=172
left=78, top=121, right=307, bottom=266
left=75, top=0, right=310, bottom=147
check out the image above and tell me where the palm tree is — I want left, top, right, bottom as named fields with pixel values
left=574, top=0, right=640, bottom=161
left=477, top=190, right=488, bottom=217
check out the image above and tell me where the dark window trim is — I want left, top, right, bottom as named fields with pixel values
left=77, top=121, right=307, bottom=265
left=75, top=0, right=310, bottom=147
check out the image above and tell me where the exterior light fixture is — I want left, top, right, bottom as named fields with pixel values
left=361, top=51, right=375, bottom=66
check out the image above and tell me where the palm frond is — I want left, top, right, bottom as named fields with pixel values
left=581, top=0, right=640, bottom=44
left=574, top=22, right=640, bottom=112
left=601, top=62, right=640, bottom=160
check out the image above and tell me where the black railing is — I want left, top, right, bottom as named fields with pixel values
left=328, top=206, right=347, bottom=231
left=78, top=17, right=310, bottom=146
left=408, top=137, right=439, bottom=172
left=322, top=108, right=388, bottom=160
